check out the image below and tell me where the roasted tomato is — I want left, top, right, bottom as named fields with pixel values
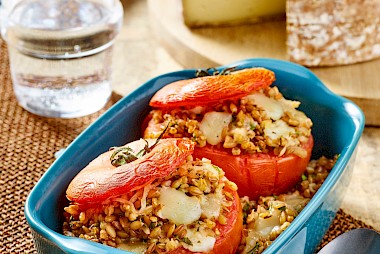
left=150, top=68, right=276, bottom=108
left=143, top=67, right=314, bottom=200
left=64, top=138, right=243, bottom=253
left=66, top=138, right=195, bottom=205
left=192, top=136, right=313, bottom=198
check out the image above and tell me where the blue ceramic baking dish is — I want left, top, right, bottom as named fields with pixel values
left=25, top=58, right=364, bottom=254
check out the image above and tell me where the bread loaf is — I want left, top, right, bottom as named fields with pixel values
left=286, top=0, right=380, bottom=66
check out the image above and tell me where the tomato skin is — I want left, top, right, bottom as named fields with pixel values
left=66, top=138, right=195, bottom=205
left=192, top=136, right=314, bottom=199
left=167, top=188, right=243, bottom=254
left=150, top=68, right=275, bottom=108
left=212, top=188, right=243, bottom=254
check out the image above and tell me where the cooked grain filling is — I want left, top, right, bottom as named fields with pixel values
left=63, top=156, right=237, bottom=253
left=145, top=86, right=313, bottom=158
left=237, top=155, right=337, bottom=254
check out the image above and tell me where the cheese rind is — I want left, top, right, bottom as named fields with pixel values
left=182, top=0, right=285, bottom=28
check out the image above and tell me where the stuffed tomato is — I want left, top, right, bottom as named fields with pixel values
left=64, top=138, right=243, bottom=254
left=143, top=68, right=314, bottom=199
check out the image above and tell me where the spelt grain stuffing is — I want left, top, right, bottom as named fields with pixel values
left=144, top=86, right=312, bottom=158
left=63, top=156, right=239, bottom=253
left=237, top=155, right=338, bottom=254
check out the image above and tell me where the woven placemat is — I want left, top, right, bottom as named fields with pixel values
left=0, top=39, right=375, bottom=253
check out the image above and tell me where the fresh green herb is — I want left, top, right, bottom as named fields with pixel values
left=149, top=222, right=157, bottom=229
left=69, top=221, right=75, bottom=228
left=250, top=123, right=256, bottom=131
left=301, top=174, right=307, bottom=181
left=278, top=206, right=286, bottom=211
left=176, top=236, right=193, bottom=246
left=242, top=203, right=251, bottom=222
left=135, top=139, right=150, bottom=158
left=243, top=203, right=251, bottom=213
left=217, top=66, right=237, bottom=75
left=110, top=147, right=139, bottom=166
left=195, top=68, right=213, bottom=77
left=110, top=122, right=170, bottom=167
left=247, top=242, right=260, bottom=254
left=195, top=66, right=237, bottom=77
left=212, top=165, right=221, bottom=172
left=191, top=132, right=198, bottom=141
left=243, top=212, right=248, bottom=222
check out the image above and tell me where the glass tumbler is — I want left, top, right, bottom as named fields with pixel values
left=1, top=0, right=123, bottom=118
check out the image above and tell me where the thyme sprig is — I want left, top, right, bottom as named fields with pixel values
left=110, top=147, right=138, bottom=166
left=195, top=66, right=237, bottom=77
left=110, top=122, right=171, bottom=167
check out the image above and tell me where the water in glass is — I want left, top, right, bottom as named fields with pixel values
left=1, top=0, right=123, bottom=118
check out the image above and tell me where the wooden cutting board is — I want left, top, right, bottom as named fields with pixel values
left=148, top=0, right=380, bottom=126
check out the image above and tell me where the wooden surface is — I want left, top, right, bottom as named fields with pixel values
left=147, top=0, right=380, bottom=126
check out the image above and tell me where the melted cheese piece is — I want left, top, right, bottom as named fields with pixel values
left=245, top=93, right=284, bottom=120
left=199, top=111, right=232, bottom=145
left=243, top=230, right=261, bottom=254
left=283, top=193, right=309, bottom=212
left=117, top=243, right=148, bottom=253
left=182, top=228, right=216, bottom=252
left=200, top=193, right=222, bottom=219
left=158, top=187, right=201, bottom=225
left=263, top=119, right=295, bottom=141
left=194, top=159, right=220, bottom=179
left=254, top=209, right=281, bottom=238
